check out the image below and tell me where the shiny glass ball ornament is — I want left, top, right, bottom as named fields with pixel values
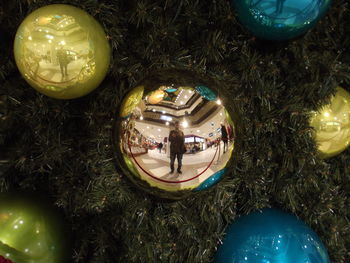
left=309, top=87, right=350, bottom=158
left=215, top=208, right=330, bottom=263
left=14, top=4, right=111, bottom=99
left=0, top=192, right=69, bottom=263
left=232, top=0, right=332, bottom=40
left=113, top=69, right=237, bottom=199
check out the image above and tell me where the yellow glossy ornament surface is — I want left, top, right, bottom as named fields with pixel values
left=310, top=87, right=350, bottom=158
left=0, top=193, right=68, bottom=263
left=14, top=4, right=110, bottom=99
left=119, top=86, right=144, bottom=118
left=147, top=89, right=165, bottom=104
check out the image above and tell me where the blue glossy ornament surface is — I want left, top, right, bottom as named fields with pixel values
left=233, top=0, right=332, bottom=40
left=195, top=85, right=217, bottom=101
left=215, top=208, right=330, bottom=263
left=165, top=88, right=177, bottom=93
left=193, top=169, right=226, bottom=191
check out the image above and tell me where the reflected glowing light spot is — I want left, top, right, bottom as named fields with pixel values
left=323, top=112, right=330, bottom=117
left=14, top=225, right=18, bottom=229
left=216, top=99, right=222, bottom=105
left=182, top=120, right=189, bottom=128
left=165, top=121, right=169, bottom=126
left=19, top=220, right=24, bottom=224
left=28, top=36, right=32, bottom=40
left=140, top=116, right=143, bottom=120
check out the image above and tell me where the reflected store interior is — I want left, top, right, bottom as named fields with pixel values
left=118, top=85, right=235, bottom=191
left=16, top=13, right=95, bottom=91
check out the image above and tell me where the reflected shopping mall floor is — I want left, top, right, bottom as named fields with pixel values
left=133, top=141, right=233, bottom=190
left=35, top=59, right=85, bottom=83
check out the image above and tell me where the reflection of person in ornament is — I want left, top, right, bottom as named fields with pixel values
left=158, top=142, right=163, bottom=153
left=221, top=124, right=228, bottom=153
left=169, top=121, right=185, bottom=174
left=57, top=46, right=69, bottom=78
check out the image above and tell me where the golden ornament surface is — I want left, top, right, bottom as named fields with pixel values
left=14, top=4, right=111, bottom=99
left=0, top=192, right=69, bottom=263
left=113, top=69, right=237, bottom=199
left=310, top=87, right=350, bottom=158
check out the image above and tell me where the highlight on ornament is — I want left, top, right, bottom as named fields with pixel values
left=14, top=4, right=110, bottom=99
left=309, top=87, right=350, bottom=158
left=232, top=0, right=332, bottom=40
left=215, top=208, right=330, bottom=263
left=113, top=70, right=236, bottom=196
left=0, top=192, right=69, bottom=263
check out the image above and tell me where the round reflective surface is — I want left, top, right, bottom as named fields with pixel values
left=14, top=4, right=110, bottom=99
left=233, top=0, right=331, bottom=40
left=215, top=208, right=330, bottom=263
left=113, top=70, right=236, bottom=198
left=310, top=87, right=350, bottom=158
left=0, top=193, right=68, bottom=263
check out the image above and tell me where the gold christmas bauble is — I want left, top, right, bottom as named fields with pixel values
left=310, top=87, right=350, bottom=158
left=113, top=69, right=238, bottom=199
left=14, top=4, right=111, bottom=99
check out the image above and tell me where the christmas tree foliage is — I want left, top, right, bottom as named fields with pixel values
left=0, top=0, right=349, bottom=262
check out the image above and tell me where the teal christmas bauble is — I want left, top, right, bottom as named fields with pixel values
left=232, top=0, right=332, bottom=40
left=215, top=208, right=330, bottom=263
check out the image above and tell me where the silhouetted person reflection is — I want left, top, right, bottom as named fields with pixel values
left=158, top=142, right=163, bottom=153
left=221, top=124, right=228, bottom=153
left=57, top=46, right=69, bottom=78
left=169, top=121, right=185, bottom=174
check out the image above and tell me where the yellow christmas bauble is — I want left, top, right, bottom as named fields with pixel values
left=310, top=87, right=350, bottom=158
left=119, top=86, right=144, bottom=118
left=14, top=4, right=111, bottom=99
left=0, top=192, right=69, bottom=263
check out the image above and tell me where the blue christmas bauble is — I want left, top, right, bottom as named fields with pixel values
left=232, top=0, right=332, bottom=40
left=215, top=208, right=330, bottom=263
left=193, top=168, right=226, bottom=192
